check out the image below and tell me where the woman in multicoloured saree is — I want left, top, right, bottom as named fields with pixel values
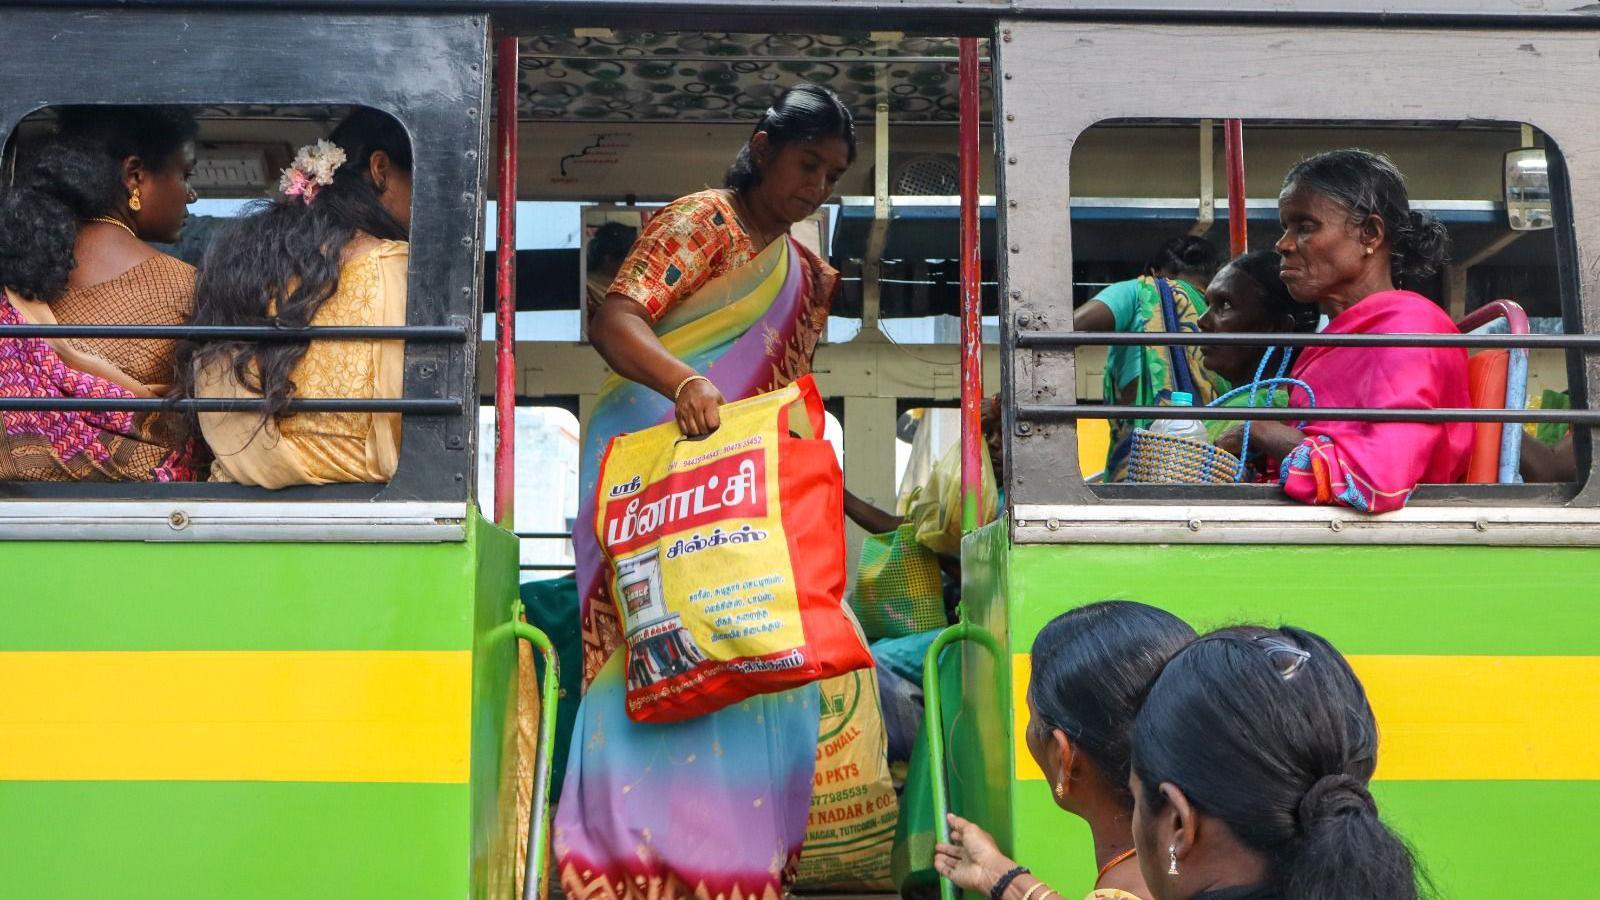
left=1075, top=236, right=1226, bottom=480
left=0, top=106, right=201, bottom=481
left=1213, top=150, right=1471, bottom=512
left=555, top=83, right=855, bottom=900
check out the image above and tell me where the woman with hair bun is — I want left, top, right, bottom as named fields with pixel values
left=1129, top=625, right=1421, bottom=900
left=934, top=601, right=1196, bottom=900
left=557, top=81, right=855, bottom=900
left=1214, top=149, right=1471, bottom=512
left=0, top=105, right=200, bottom=481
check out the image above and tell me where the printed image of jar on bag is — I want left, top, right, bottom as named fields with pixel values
left=595, top=374, right=873, bottom=723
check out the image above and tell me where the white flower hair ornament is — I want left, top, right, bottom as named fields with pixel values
left=278, top=139, right=348, bottom=205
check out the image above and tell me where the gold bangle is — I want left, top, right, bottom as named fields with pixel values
left=673, top=373, right=710, bottom=401
left=1018, top=882, right=1049, bottom=900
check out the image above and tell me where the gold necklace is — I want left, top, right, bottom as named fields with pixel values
left=88, top=216, right=137, bottom=239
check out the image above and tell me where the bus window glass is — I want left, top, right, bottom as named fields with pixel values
left=477, top=404, right=581, bottom=580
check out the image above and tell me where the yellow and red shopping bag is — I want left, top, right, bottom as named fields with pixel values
left=594, top=374, right=871, bottom=722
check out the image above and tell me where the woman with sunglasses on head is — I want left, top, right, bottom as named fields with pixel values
left=934, top=601, right=1197, bottom=900
left=1128, top=625, right=1420, bottom=900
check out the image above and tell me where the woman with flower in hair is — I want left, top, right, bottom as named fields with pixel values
left=181, top=108, right=413, bottom=486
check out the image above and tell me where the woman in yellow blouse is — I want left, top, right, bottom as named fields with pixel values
left=933, top=602, right=1196, bottom=900
left=183, top=109, right=412, bottom=486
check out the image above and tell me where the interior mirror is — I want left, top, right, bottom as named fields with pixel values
left=1505, top=148, right=1553, bottom=231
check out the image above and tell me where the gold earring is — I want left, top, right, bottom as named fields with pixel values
left=1364, top=246, right=1373, bottom=255
left=1054, top=779, right=1065, bottom=799
left=129, top=186, right=142, bottom=212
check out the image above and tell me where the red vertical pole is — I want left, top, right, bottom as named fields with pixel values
left=1224, top=118, right=1247, bottom=255
left=958, top=37, right=982, bottom=532
left=494, top=36, right=519, bottom=530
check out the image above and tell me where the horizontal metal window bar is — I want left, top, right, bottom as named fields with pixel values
left=1013, top=330, right=1600, bottom=350
left=0, top=398, right=462, bottom=413
left=1020, top=404, right=1600, bottom=425
left=0, top=324, right=468, bottom=341
left=516, top=532, right=572, bottom=540
left=520, top=564, right=575, bottom=572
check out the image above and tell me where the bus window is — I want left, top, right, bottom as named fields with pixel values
left=1056, top=118, right=1570, bottom=499
left=0, top=101, right=478, bottom=509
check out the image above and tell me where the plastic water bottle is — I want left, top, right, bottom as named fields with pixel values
left=1149, top=391, right=1208, bottom=442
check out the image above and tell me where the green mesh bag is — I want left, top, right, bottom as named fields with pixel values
left=850, top=523, right=946, bottom=639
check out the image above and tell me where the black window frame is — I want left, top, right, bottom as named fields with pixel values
left=0, top=7, right=490, bottom=506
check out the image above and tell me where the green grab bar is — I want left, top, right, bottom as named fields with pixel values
left=924, top=622, right=976, bottom=900
left=514, top=620, right=562, bottom=900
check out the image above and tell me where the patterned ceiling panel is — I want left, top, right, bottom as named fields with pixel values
left=514, top=33, right=992, bottom=124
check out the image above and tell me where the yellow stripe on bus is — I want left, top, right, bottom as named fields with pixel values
left=0, top=650, right=470, bottom=783
left=1011, top=653, right=1600, bottom=782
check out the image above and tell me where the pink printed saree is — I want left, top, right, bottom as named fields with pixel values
left=1281, top=290, right=1472, bottom=513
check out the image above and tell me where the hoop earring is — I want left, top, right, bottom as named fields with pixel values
left=128, top=186, right=142, bottom=212
left=1167, top=843, right=1179, bottom=876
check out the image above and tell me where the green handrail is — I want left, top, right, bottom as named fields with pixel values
left=924, top=622, right=976, bottom=900
left=513, top=620, right=562, bottom=900
left=924, top=619, right=1003, bottom=900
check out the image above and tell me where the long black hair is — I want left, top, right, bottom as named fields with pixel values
left=181, top=108, right=411, bottom=423
left=1131, top=625, right=1421, bottom=900
left=0, top=105, right=197, bottom=301
left=1281, top=149, right=1450, bottom=292
left=1144, top=235, right=1222, bottom=285
left=724, top=83, right=856, bottom=193
left=1028, top=601, right=1195, bottom=805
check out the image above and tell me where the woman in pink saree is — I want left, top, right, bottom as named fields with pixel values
left=1215, top=149, right=1471, bottom=512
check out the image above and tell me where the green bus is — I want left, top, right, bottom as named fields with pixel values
left=1, top=3, right=1593, bottom=899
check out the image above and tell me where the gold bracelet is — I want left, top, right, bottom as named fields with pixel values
left=673, top=373, right=710, bottom=401
left=1018, top=881, right=1050, bottom=900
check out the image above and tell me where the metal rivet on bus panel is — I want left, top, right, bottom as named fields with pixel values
left=168, top=511, right=190, bottom=531
left=1475, top=518, right=1489, bottom=532
left=1187, top=519, right=1202, bottom=532
left=1017, top=421, right=1032, bottom=435
left=1004, top=73, right=1013, bottom=80
left=467, top=150, right=478, bottom=159
left=1010, top=244, right=1020, bottom=253
left=1007, top=156, right=1017, bottom=165
left=449, top=435, right=465, bottom=449
left=1329, top=519, right=1344, bottom=532
left=461, top=236, right=473, bottom=246
left=1008, top=200, right=1017, bottom=208
left=467, top=108, right=477, bottom=118
left=1046, top=518, right=1060, bottom=531
left=1011, top=290, right=1023, bottom=300
left=1005, top=114, right=1015, bottom=122
left=419, top=365, right=435, bottom=379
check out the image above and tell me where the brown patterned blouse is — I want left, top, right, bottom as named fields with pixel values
left=49, top=253, right=195, bottom=393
